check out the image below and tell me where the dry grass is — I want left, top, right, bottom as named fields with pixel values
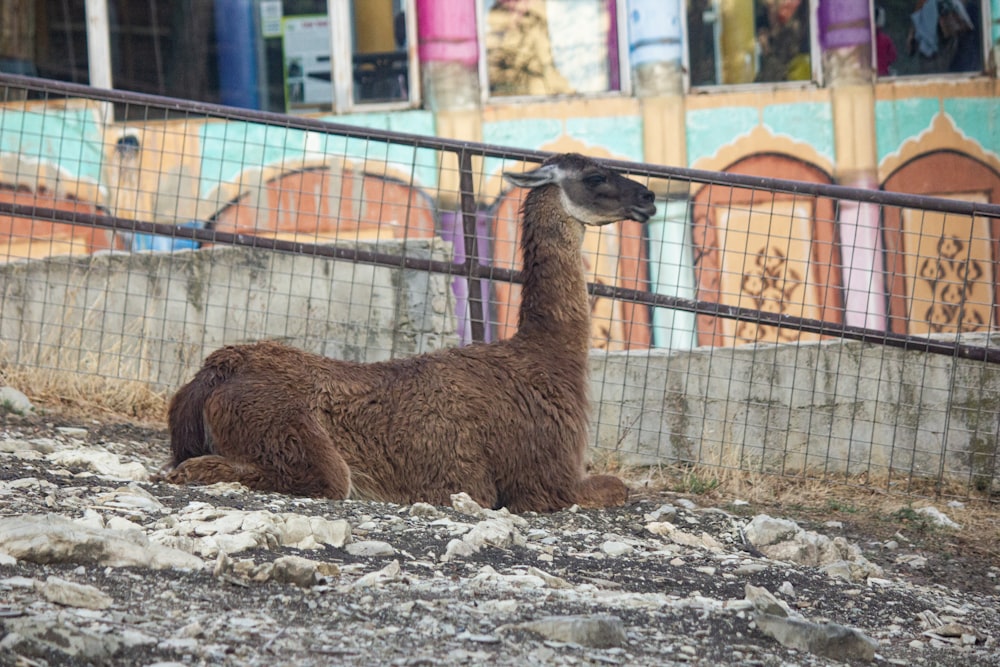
left=1, top=361, right=168, bottom=423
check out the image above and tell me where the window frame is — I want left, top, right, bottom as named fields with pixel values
left=870, top=0, right=992, bottom=80
left=328, top=0, right=421, bottom=113
left=474, top=0, right=633, bottom=105
left=83, top=0, right=420, bottom=114
left=683, top=0, right=823, bottom=92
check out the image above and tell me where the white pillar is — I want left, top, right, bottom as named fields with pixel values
left=84, top=0, right=113, bottom=89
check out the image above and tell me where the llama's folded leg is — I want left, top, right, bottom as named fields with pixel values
left=164, top=455, right=267, bottom=488
left=202, top=382, right=352, bottom=499
left=574, top=474, right=629, bottom=508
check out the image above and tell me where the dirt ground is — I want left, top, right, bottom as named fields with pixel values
left=1, top=409, right=999, bottom=666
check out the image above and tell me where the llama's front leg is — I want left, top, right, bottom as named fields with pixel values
left=164, top=455, right=267, bottom=488
left=574, top=474, right=629, bottom=508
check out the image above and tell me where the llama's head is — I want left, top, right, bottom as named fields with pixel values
left=503, top=153, right=657, bottom=226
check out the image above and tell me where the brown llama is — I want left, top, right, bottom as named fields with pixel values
left=163, top=152, right=657, bottom=512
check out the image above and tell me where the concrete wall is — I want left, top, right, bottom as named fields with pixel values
left=1, top=243, right=996, bottom=489
left=0, top=240, right=458, bottom=389
left=591, top=337, right=1000, bottom=489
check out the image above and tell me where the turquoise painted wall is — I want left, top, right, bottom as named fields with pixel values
left=198, top=110, right=438, bottom=198
left=873, top=98, right=939, bottom=164
left=686, top=102, right=834, bottom=166
left=0, top=108, right=105, bottom=187
left=481, top=115, right=644, bottom=179
left=875, top=97, right=1000, bottom=166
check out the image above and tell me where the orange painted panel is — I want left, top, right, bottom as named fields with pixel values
left=882, top=151, right=1000, bottom=335
left=900, top=192, right=994, bottom=335
left=716, top=199, right=823, bottom=345
left=211, top=168, right=436, bottom=243
left=691, top=154, right=841, bottom=347
left=0, top=189, right=114, bottom=262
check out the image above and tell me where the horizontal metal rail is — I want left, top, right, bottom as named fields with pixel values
left=4, top=201, right=1000, bottom=364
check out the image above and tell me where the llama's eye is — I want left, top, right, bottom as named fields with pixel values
left=584, top=173, right=607, bottom=187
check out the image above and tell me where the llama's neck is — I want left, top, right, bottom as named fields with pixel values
left=514, top=192, right=591, bottom=354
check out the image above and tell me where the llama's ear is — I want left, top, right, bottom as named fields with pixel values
left=502, top=163, right=561, bottom=189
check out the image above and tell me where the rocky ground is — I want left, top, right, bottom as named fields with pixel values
left=0, top=405, right=998, bottom=666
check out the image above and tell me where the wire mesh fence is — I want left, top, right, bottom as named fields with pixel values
left=1, top=73, right=999, bottom=500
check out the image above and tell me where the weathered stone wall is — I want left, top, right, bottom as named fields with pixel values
left=590, top=337, right=1000, bottom=488
left=0, top=240, right=458, bottom=389
left=1, top=243, right=996, bottom=488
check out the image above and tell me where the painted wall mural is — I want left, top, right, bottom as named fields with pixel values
left=882, top=150, right=1000, bottom=336
left=0, top=100, right=112, bottom=262
left=3, top=63, right=1000, bottom=351
left=690, top=154, right=842, bottom=347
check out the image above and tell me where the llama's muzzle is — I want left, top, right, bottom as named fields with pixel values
left=629, top=200, right=657, bottom=223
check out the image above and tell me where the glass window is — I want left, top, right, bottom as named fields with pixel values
left=1, top=1, right=89, bottom=84
left=481, top=0, right=623, bottom=98
left=687, top=0, right=812, bottom=86
left=875, top=0, right=983, bottom=77
left=351, top=0, right=411, bottom=104
left=1, top=0, right=416, bottom=114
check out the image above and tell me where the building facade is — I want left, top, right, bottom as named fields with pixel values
left=1, top=0, right=999, bottom=349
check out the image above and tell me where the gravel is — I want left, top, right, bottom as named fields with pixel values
left=1, top=414, right=998, bottom=666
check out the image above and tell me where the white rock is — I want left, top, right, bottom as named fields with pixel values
left=526, top=566, right=572, bottom=589
left=351, top=559, right=402, bottom=588
left=451, top=492, right=485, bottom=516
left=38, top=576, right=113, bottom=610
left=210, top=533, right=264, bottom=556
left=515, top=614, right=626, bottom=648
left=409, top=503, right=444, bottom=519
left=471, top=565, right=546, bottom=589
left=755, top=612, right=878, bottom=662
left=648, top=521, right=723, bottom=551
left=1, top=576, right=39, bottom=588
left=462, top=518, right=524, bottom=550
left=3, top=617, right=121, bottom=661
left=0, top=514, right=203, bottom=570
left=0, top=439, right=35, bottom=454
left=271, top=555, right=321, bottom=587
left=300, top=517, right=351, bottom=548
left=96, top=489, right=165, bottom=513
left=744, top=515, right=882, bottom=582
left=916, top=506, right=962, bottom=529
left=443, top=538, right=478, bottom=560
left=29, top=438, right=60, bottom=453
left=744, top=515, right=801, bottom=546
left=644, top=504, right=677, bottom=521
left=345, top=540, right=396, bottom=557
left=46, top=448, right=148, bottom=481
left=745, top=584, right=799, bottom=619
left=0, top=386, right=34, bottom=415
left=896, top=554, right=928, bottom=569
left=105, top=516, right=142, bottom=533
left=450, top=492, right=528, bottom=527
left=601, top=541, right=633, bottom=557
